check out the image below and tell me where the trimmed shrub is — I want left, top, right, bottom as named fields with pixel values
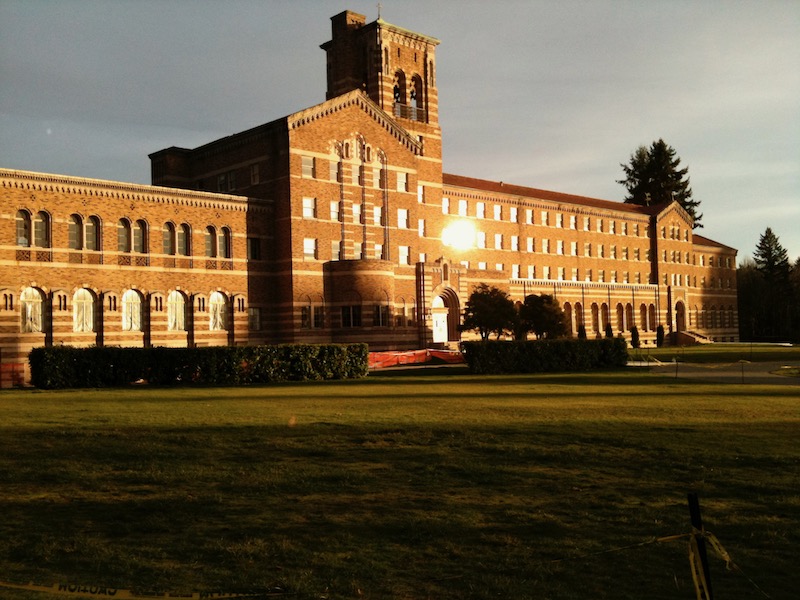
left=28, top=343, right=369, bottom=389
left=461, top=338, right=628, bottom=375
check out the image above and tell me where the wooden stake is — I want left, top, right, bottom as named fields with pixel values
left=688, top=492, right=714, bottom=600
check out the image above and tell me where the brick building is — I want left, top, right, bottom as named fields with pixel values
left=1, top=10, right=738, bottom=385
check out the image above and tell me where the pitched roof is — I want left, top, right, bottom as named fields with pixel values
left=442, top=173, right=662, bottom=216
left=692, top=234, right=738, bottom=253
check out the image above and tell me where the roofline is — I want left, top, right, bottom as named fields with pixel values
left=442, top=172, right=660, bottom=216
left=0, top=167, right=268, bottom=206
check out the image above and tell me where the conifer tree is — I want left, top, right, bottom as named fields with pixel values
left=618, top=139, right=702, bottom=228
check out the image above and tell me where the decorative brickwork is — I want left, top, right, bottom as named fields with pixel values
left=0, top=10, right=738, bottom=385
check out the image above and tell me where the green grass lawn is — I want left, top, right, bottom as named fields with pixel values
left=633, top=342, right=800, bottom=364
left=1, top=370, right=798, bottom=599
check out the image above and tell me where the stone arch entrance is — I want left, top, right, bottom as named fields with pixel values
left=431, top=287, right=460, bottom=344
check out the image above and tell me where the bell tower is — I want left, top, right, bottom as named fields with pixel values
left=321, top=11, right=441, bottom=131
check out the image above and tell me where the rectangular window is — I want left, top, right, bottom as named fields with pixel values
left=418, top=219, right=426, bottom=237
left=622, top=222, right=628, bottom=235
left=351, top=165, right=359, bottom=186
left=510, top=207, right=518, bottom=223
left=477, top=231, right=486, bottom=249
left=458, top=199, right=468, bottom=216
left=330, top=160, right=341, bottom=182
left=597, top=219, right=603, bottom=233
left=496, top=263, right=503, bottom=271
left=512, top=264, right=520, bottom=279
left=527, top=265, right=535, bottom=279
left=247, top=237, right=261, bottom=260
left=609, top=221, right=616, bottom=234
left=478, top=261, right=487, bottom=270
left=373, top=166, right=381, bottom=188
left=598, top=244, right=604, bottom=258
left=495, top=233, right=503, bottom=249
left=397, top=172, right=408, bottom=192
left=313, top=306, right=324, bottom=329
left=302, top=197, right=316, bottom=219
left=557, top=240, right=564, bottom=255
left=330, top=201, right=341, bottom=221
left=250, top=164, right=260, bottom=185
left=543, top=266, right=550, bottom=280
left=494, top=205, right=502, bottom=220
left=570, top=241, right=578, bottom=256
left=556, top=214, right=563, bottom=228
left=301, top=156, right=315, bottom=178
left=417, top=185, right=424, bottom=202
left=526, top=209, right=533, bottom=224
left=570, top=215, right=577, bottom=229
left=331, top=240, right=341, bottom=261
left=303, top=238, right=317, bottom=260
left=374, top=243, right=383, bottom=259
left=399, top=245, right=410, bottom=265
left=584, top=243, right=591, bottom=257
left=542, top=239, right=550, bottom=254
left=572, top=268, right=578, bottom=281
left=585, top=269, right=592, bottom=282
left=373, top=206, right=383, bottom=226
left=610, top=245, right=617, bottom=259
left=442, top=197, right=449, bottom=214
left=398, top=208, right=409, bottom=229
left=477, top=202, right=486, bottom=219
left=342, top=305, right=362, bottom=328
left=353, top=204, right=362, bottom=224
left=354, top=242, right=363, bottom=259
left=511, top=235, right=519, bottom=251
left=541, top=211, right=549, bottom=226
left=373, top=304, right=390, bottom=327
left=557, top=267, right=565, bottom=280
left=217, top=174, right=227, bottom=192
left=248, top=307, right=261, bottom=331
left=526, top=237, right=534, bottom=252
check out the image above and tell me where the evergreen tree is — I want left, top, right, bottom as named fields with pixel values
left=753, top=227, right=790, bottom=283
left=618, top=139, right=703, bottom=228
left=736, top=257, right=765, bottom=341
left=752, top=228, right=792, bottom=339
left=461, top=283, right=517, bottom=340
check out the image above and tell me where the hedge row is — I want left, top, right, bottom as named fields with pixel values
left=461, top=338, right=628, bottom=374
left=28, top=344, right=369, bottom=389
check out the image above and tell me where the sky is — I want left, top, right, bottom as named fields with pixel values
left=1, top=0, right=798, bottom=263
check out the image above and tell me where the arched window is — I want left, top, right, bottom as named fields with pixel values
left=133, top=219, right=148, bottom=253
left=69, top=215, right=84, bottom=250
left=162, top=223, right=176, bottom=255
left=20, top=287, right=44, bottom=333
left=410, top=74, right=424, bottom=121
left=205, top=226, right=217, bottom=257
left=86, top=216, right=101, bottom=251
left=121, top=290, right=143, bottom=332
left=167, top=290, right=186, bottom=331
left=117, top=219, right=132, bottom=252
left=591, top=303, right=599, bottom=333
left=209, top=291, right=227, bottom=331
left=178, top=224, right=191, bottom=256
left=218, top=227, right=232, bottom=259
left=73, top=288, right=95, bottom=332
left=616, top=303, right=624, bottom=331
left=34, top=211, right=50, bottom=248
left=16, top=210, right=32, bottom=247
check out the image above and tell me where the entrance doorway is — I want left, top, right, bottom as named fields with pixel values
left=431, top=288, right=460, bottom=343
